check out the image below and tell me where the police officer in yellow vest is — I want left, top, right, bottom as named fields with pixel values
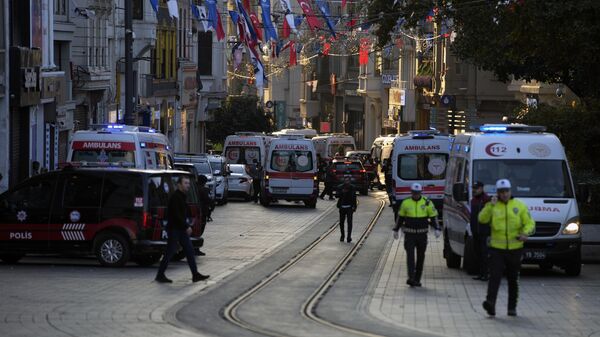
left=479, top=179, right=535, bottom=317
left=393, top=183, right=441, bottom=287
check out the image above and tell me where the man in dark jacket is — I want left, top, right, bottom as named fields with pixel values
left=250, top=159, right=263, bottom=203
left=155, top=176, right=209, bottom=283
left=319, top=162, right=336, bottom=200
left=336, top=176, right=357, bottom=243
left=471, top=181, right=491, bottom=281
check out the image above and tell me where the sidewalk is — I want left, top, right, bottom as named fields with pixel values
left=368, top=209, right=600, bottom=337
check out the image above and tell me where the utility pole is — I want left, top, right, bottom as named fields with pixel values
left=124, top=0, right=134, bottom=125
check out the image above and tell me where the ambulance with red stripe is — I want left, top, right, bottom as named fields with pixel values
left=312, top=134, right=356, bottom=161
left=67, top=124, right=173, bottom=169
left=261, top=135, right=318, bottom=208
left=391, top=130, right=451, bottom=214
left=443, top=124, right=581, bottom=276
left=223, top=132, right=273, bottom=167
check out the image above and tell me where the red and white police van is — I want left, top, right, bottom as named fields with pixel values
left=312, top=134, right=356, bottom=161
left=223, top=132, right=273, bottom=167
left=262, top=135, right=318, bottom=208
left=443, top=124, right=581, bottom=275
left=67, top=124, right=173, bottom=169
left=391, top=130, right=451, bottom=213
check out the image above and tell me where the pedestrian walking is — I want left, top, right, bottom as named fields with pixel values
left=196, top=175, right=213, bottom=256
left=479, top=179, right=535, bottom=317
left=392, top=183, right=441, bottom=287
left=471, top=181, right=491, bottom=281
left=336, top=176, right=357, bottom=243
left=251, top=159, right=263, bottom=203
left=319, top=162, right=336, bottom=200
left=155, top=175, right=209, bottom=283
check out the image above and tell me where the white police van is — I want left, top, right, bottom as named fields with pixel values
left=262, top=135, right=318, bottom=208
left=443, top=124, right=581, bottom=276
left=67, top=124, right=173, bottom=169
left=223, top=132, right=273, bottom=167
left=391, top=130, right=451, bottom=213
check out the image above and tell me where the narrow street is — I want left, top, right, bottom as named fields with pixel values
left=2, top=193, right=599, bottom=337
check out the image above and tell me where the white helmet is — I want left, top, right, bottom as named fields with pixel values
left=496, top=179, right=511, bottom=190
left=411, top=183, right=423, bottom=192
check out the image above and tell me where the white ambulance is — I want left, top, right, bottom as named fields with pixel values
left=391, top=130, right=451, bottom=213
left=312, top=134, right=356, bottom=161
left=223, top=132, right=272, bottom=167
left=67, top=124, right=173, bottom=169
left=443, top=124, right=581, bottom=276
left=262, top=135, right=318, bottom=208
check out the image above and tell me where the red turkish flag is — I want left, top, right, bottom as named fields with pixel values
left=282, top=19, right=290, bottom=39
left=296, top=0, right=322, bottom=32
left=215, top=8, right=225, bottom=41
left=359, top=38, right=370, bottom=65
left=249, top=12, right=263, bottom=41
left=289, top=41, right=297, bottom=66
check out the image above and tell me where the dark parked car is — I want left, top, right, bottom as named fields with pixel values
left=331, top=158, right=369, bottom=195
left=0, top=168, right=204, bottom=267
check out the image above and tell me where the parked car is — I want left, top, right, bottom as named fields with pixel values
left=208, top=154, right=229, bottom=205
left=174, top=153, right=216, bottom=201
left=227, top=164, right=254, bottom=201
left=0, top=168, right=204, bottom=267
left=346, top=150, right=377, bottom=189
left=331, top=158, right=369, bottom=195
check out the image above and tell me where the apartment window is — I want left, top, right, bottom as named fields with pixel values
left=178, top=7, right=189, bottom=59
left=132, top=0, right=143, bottom=20
left=153, top=28, right=177, bottom=80
left=197, top=31, right=212, bottom=76
left=54, top=0, right=67, bottom=16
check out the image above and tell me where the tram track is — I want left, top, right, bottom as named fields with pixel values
left=221, top=198, right=387, bottom=337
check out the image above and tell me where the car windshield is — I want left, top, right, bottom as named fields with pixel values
left=210, top=161, right=222, bottom=174
left=473, top=159, right=573, bottom=198
left=334, top=163, right=361, bottom=171
left=229, top=165, right=247, bottom=174
left=329, top=144, right=355, bottom=156
left=72, top=150, right=136, bottom=165
left=270, top=150, right=314, bottom=172
left=398, top=153, right=448, bottom=180
left=224, top=146, right=261, bottom=164
left=193, top=162, right=212, bottom=174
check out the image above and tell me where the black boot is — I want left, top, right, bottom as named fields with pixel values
left=155, top=274, right=173, bottom=283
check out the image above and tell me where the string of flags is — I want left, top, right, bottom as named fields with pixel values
left=148, top=0, right=455, bottom=95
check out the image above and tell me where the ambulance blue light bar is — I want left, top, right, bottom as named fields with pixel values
left=480, top=124, right=547, bottom=133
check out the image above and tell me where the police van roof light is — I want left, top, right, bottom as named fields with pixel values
left=480, top=125, right=507, bottom=132
left=107, top=124, right=125, bottom=129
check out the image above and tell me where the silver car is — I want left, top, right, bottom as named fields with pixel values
left=174, top=153, right=216, bottom=200
left=226, top=164, right=254, bottom=201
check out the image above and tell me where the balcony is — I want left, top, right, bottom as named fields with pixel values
left=357, top=67, right=382, bottom=98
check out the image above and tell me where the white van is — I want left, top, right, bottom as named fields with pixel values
left=391, top=130, right=451, bottom=213
left=272, top=128, right=318, bottom=139
left=312, top=134, right=356, bottom=161
left=443, top=124, right=581, bottom=276
left=67, top=124, right=173, bottom=169
left=223, top=132, right=272, bottom=167
left=262, top=135, right=318, bottom=208
left=370, top=135, right=396, bottom=187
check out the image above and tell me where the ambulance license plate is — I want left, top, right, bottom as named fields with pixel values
left=524, top=250, right=546, bottom=260
left=272, top=187, right=288, bottom=194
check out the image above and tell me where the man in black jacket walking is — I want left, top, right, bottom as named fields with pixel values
left=156, top=176, right=209, bottom=283
left=336, top=176, right=357, bottom=243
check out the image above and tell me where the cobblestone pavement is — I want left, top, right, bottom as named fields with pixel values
left=0, top=199, right=336, bottom=337
left=368, top=206, right=600, bottom=337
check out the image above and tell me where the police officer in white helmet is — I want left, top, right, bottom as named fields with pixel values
left=393, top=183, right=441, bottom=287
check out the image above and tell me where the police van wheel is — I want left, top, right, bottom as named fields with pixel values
left=304, top=200, right=317, bottom=209
left=134, top=254, right=161, bottom=267
left=95, top=233, right=131, bottom=267
left=0, top=254, right=23, bottom=264
left=171, top=250, right=186, bottom=261
left=444, top=231, right=461, bottom=269
left=260, top=195, right=270, bottom=207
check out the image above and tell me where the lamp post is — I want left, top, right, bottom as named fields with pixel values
left=124, top=0, right=134, bottom=125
